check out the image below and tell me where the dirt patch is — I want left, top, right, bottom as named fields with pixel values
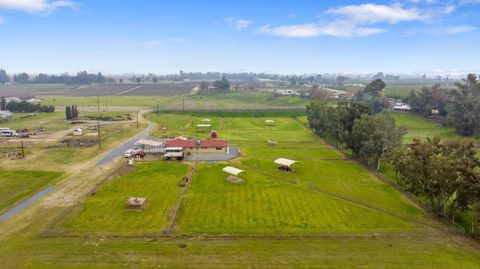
left=58, top=139, right=97, bottom=148
left=226, top=175, right=245, bottom=184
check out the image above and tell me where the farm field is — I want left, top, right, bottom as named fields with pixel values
left=0, top=84, right=74, bottom=97
left=0, top=169, right=62, bottom=215
left=176, top=162, right=417, bottom=235
left=38, top=90, right=308, bottom=110
left=1, top=111, right=480, bottom=268
left=59, top=162, right=189, bottom=235
left=0, top=83, right=197, bottom=97
left=61, top=113, right=424, bottom=237
left=390, top=112, right=479, bottom=144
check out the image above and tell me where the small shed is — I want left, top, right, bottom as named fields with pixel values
left=196, top=124, right=212, bottom=132
left=127, top=197, right=147, bottom=211
left=265, top=119, right=275, bottom=126
left=274, top=158, right=297, bottom=172
left=223, top=166, right=244, bottom=176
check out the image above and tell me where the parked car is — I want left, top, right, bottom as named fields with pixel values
left=124, top=149, right=136, bottom=158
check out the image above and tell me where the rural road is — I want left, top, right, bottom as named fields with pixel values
left=95, top=120, right=154, bottom=166
left=0, top=111, right=154, bottom=222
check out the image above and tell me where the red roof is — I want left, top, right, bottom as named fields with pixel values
left=165, top=138, right=227, bottom=148
left=165, top=138, right=196, bottom=148
left=199, top=139, right=227, bottom=148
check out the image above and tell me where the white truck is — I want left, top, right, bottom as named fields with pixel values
left=164, top=147, right=184, bottom=160
left=0, top=128, right=17, bottom=137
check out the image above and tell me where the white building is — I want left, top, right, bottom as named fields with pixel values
left=0, top=111, right=12, bottom=118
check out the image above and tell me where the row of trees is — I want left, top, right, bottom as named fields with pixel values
left=392, top=138, right=480, bottom=232
left=355, top=79, right=389, bottom=114
left=307, top=98, right=480, bottom=234
left=66, top=105, right=79, bottom=120
left=0, top=69, right=107, bottom=85
left=199, top=76, right=231, bottom=91
left=307, top=100, right=404, bottom=170
left=3, top=100, right=54, bottom=113
left=405, top=74, right=480, bottom=136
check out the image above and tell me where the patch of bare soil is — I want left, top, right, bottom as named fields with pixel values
left=226, top=175, right=245, bottom=184
left=57, top=139, right=97, bottom=147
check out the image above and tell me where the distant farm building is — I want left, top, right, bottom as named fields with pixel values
left=0, top=111, right=12, bottom=118
left=392, top=103, right=411, bottom=112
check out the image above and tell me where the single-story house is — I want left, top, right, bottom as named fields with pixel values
left=165, top=138, right=228, bottom=154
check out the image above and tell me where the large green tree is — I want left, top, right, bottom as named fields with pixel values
left=0, top=69, right=10, bottom=84
left=406, top=84, right=448, bottom=116
left=213, top=76, right=230, bottom=91
left=351, top=113, right=405, bottom=170
left=0, top=97, right=6, bottom=111
left=356, top=79, right=388, bottom=114
left=392, top=138, right=480, bottom=220
left=447, top=74, right=480, bottom=136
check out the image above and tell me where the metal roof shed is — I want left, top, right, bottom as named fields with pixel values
left=222, top=166, right=244, bottom=176
left=274, top=158, right=297, bottom=167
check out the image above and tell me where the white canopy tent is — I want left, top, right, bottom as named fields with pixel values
left=274, top=158, right=297, bottom=167
left=222, top=166, right=244, bottom=176
left=202, top=119, right=211, bottom=122
left=196, top=124, right=211, bottom=128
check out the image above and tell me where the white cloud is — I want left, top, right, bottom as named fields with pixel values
left=143, top=40, right=161, bottom=49
left=460, top=0, right=480, bottom=4
left=260, top=22, right=386, bottom=38
left=444, top=25, right=476, bottom=34
left=227, top=17, right=252, bottom=31
left=442, top=4, right=456, bottom=14
left=168, top=37, right=187, bottom=43
left=326, top=3, right=427, bottom=24
left=0, top=0, right=76, bottom=14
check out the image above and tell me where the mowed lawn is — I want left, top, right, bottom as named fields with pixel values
left=241, top=159, right=423, bottom=219
left=390, top=112, right=478, bottom=144
left=0, top=169, right=62, bottom=215
left=176, top=163, right=416, bottom=235
left=59, top=162, right=190, bottom=235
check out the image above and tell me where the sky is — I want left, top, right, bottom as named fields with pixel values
left=0, top=0, right=479, bottom=75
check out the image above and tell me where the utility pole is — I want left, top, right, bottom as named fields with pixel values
left=182, top=95, right=185, bottom=114
left=20, top=140, right=24, bottom=158
left=97, top=122, right=101, bottom=149
left=136, top=111, right=139, bottom=128
left=97, top=95, right=100, bottom=112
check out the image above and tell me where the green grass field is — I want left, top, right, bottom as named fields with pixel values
left=2, top=112, right=70, bottom=134
left=38, top=91, right=308, bottom=110
left=176, top=162, right=417, bottom=235
left=0, top=169, right=62, bottom=215
left=1, top=110, right=480, bottom=268
left=390, top=112, right=478, bottom=144
left=59, top=162, right=189, bottom=235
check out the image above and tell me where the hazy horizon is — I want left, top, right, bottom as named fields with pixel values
left=0, top=0, right=479, bottom=75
